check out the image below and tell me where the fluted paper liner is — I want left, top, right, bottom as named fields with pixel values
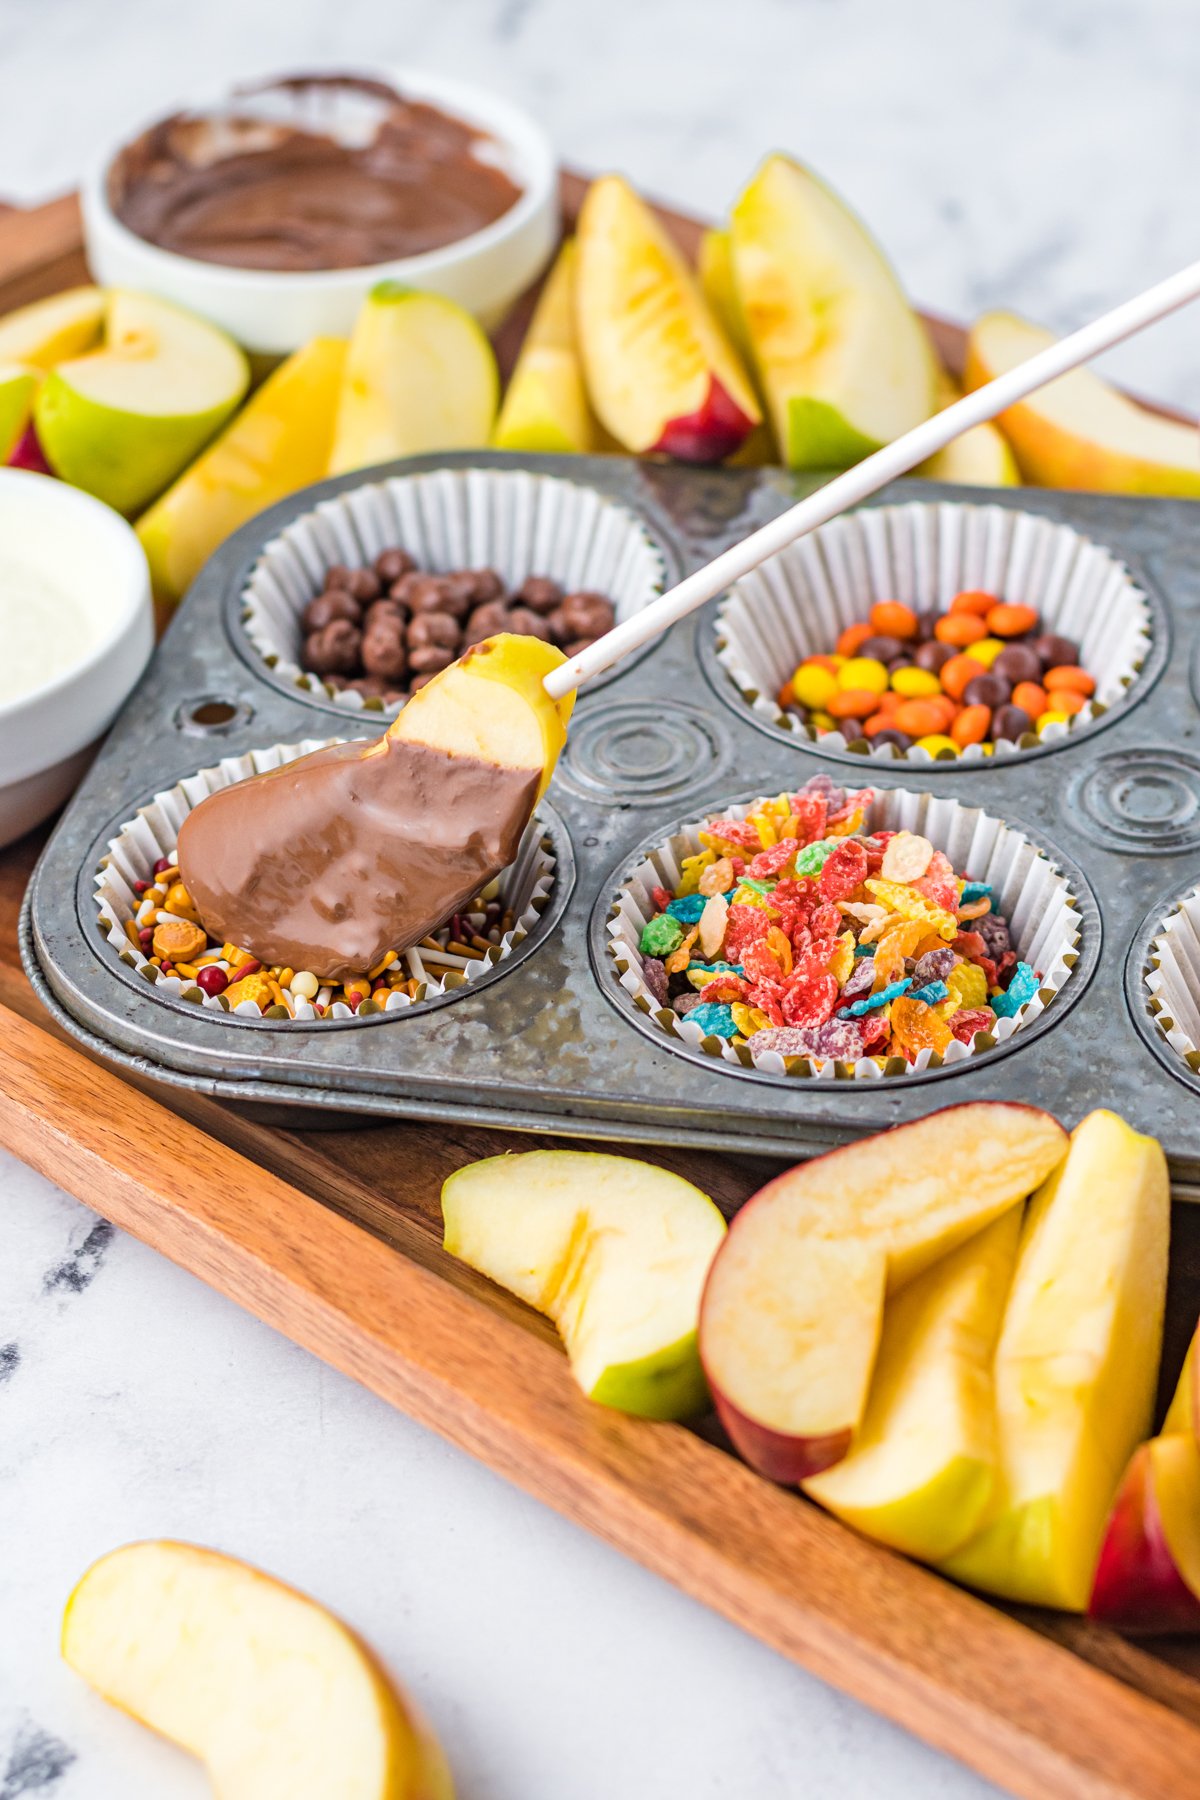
left=607, top=785, right=1081, bottom=1079
left=716, top=500, right=1151, bottom=764
left=94, top=737, right=555, bottom=1024
left=243, top=466, right=667, bottom=715
left=1145, top=892, right=1200, bottom=1070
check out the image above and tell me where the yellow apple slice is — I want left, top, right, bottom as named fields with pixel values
left=1089, top=1433, right=1200, bottom=1633
left=1164, top=1316, right=1200, bottom=1439
left=35, top=290, right=249, bottom=515
left=493, top=240, right=609, bottom=454
left=917, top=369, right=1020, bottom=487
left=136, top=336, right=347, bottom=605
left=965, top=310, right=1200, bottom=497
left=697, top=228, right=777, bottom=467
left=0, top=362, right=39, bottom=461
left=330, top=282, right=499, bottom=475
left=443, top=1150, right=726, bottom=1418
left=941, top=1110, right=1169, bottom=1611
left=575, top=175, right=760, bottom=462
left=0, top=284, right=104, bottom=368
left=391, top=631, right=573, bottom=801
left=804, top=1207, right=1021, bottom=1561
left=699, top=1103, right=1068, bottom=1484
left=730, top=153, right=937, bottom=469
left=178, top=635, right=572, bottom=978
left=63, top=1541, right=452, bottom=1799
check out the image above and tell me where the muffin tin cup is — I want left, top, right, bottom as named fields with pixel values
left=1143, top=887, right=1200, bottom=1072
left=715, top=499, right=1152, bottom=766
left=605, top=783, right=1082, bottom=1081
left=241, top=465, right=669, bottom=717
left=93, top=736, right=556, bottom=1027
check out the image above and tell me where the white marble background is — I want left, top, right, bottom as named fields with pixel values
left=0, top=2, right=1195, bottom=1795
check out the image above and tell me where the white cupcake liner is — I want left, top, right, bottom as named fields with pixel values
left=607, top=785, right=1081, bottom=1080
left=242, top=466, right=667, bottom=715
left=716, top=500, right=1151, bottom=764
left=1145, top=892, right=1200, bottom=1071
left=94, top=736, right=555, bottom=1024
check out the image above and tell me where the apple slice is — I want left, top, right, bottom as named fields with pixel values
left=62, top=1540, right=453, bottom=1799
left=697, top=228, right=777, bottom=468
left=493, top=240, right=610, bottom=454
left=178, top=635, right=573, bottom=979
left=443, top=1150, right=726, bottom=1418
left=1089, top=1435, right=1200, bottom=1633
left=1164, top=1317, right=1200, bottom=1440
left=700, top=1104, right=1067, bottom=1484
left=329, top=282, right=498, bottom=475
left=575, top=175, right=760, bottom=462
left=0, top=284, right=104, bottom=367
left=917, top=369, right=1020, bottom=487
left=804, top=1208, right=1021, bottom=1561
left=35, top=289, right=249, bottom=515
left=0, top=363, right=39, bottom=462
left=137, top=336, right=347, bottom=605
left=941, top=1111, right=1169, bottom=1611
left=730, top=153, right=937, bottom=469
left=965, top=310, right=1200, bottom=497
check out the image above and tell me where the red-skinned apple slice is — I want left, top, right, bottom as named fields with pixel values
left=575, top=175, right=760, bottom=463
left=699, top=1103, right=1068, bottom=1485
left=1089, top=1435, right=1200, bottom=1633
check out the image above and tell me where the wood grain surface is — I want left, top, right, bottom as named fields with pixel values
left=2, top=184, right=1200, bottom=1800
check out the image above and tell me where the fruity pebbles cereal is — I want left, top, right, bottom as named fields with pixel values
left=618, top=775, right=1046, bottom=1073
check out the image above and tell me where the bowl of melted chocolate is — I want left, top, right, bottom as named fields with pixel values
left=83, top=71, right=558, bottom=353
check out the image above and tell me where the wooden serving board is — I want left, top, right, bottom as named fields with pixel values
left=3, top=186, right=1200, bottom=1800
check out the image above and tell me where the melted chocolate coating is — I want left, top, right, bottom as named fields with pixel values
left=108, top=74, right=523, bottom=271
left=177, top=735, right=538, bottom=980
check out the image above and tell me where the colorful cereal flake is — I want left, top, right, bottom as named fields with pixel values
left=629, top=779, right=1034, bottom=1071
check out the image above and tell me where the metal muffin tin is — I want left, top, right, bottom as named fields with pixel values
left=22, top=451, right=1200, bottom=1186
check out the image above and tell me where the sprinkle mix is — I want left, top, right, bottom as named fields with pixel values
left=780, top=592, right=1095, bottom=757
left=634, top=776, right=1039, bottom=1068
left=116, top=854, right=519, bottom=1020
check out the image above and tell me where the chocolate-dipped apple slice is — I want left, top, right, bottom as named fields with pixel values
left=178, top=635, right=573, bottom=982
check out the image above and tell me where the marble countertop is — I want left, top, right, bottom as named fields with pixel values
left=0, top=0, right=1192, bottom=1793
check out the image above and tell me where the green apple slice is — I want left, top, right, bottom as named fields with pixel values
left=35, top=289, right=249, bottom=514
left=730, top=153, right=937, bottom=468
left=442, top=1150, right=726, bottom=1419
left=803, top=1208, right=1021, bottom=1560
left=63, top=1540, right=453, bottom=1800
left=0, top=363, right=39, bottom=461
left=329, top=282, right=498, bottom=474
left=0, top=284, right=104, bottom=368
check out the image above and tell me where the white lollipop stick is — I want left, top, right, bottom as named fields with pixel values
left=542, top=259, right=1200, bottom=701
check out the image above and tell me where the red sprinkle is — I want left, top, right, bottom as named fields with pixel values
left=196, top=966, right=228, bottom=997
left=133, top=879, right=150, bottom=894
left=153, top=856, right=173, bottom=874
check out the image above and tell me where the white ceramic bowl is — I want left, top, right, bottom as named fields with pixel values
left=0, top=470, right=153, bottom=848
left=81, top=70, right=559, bottom=354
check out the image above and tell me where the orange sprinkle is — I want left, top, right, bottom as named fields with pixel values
left=951, top=703, right=992, bottom=747
left=1011, top=680, right=1048, bottom=719
left=940, top=653, right=987, bottom=700
left=869, top=600, right=919, bottom=639
left=826, top=688, right=881, bottom=719
left=986, top=602, right=1040, bottom=637
left=836, top=621, right=873, bottom=658
left=894, top=698, right=948, bottom=737
left=948, top=589, right=999, bottom=618
left=1048, top=688, right=1087, bottom=715
left=1043, top=664, right=1096, bottom=696
left=934, top=613, right=988, bottom=647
